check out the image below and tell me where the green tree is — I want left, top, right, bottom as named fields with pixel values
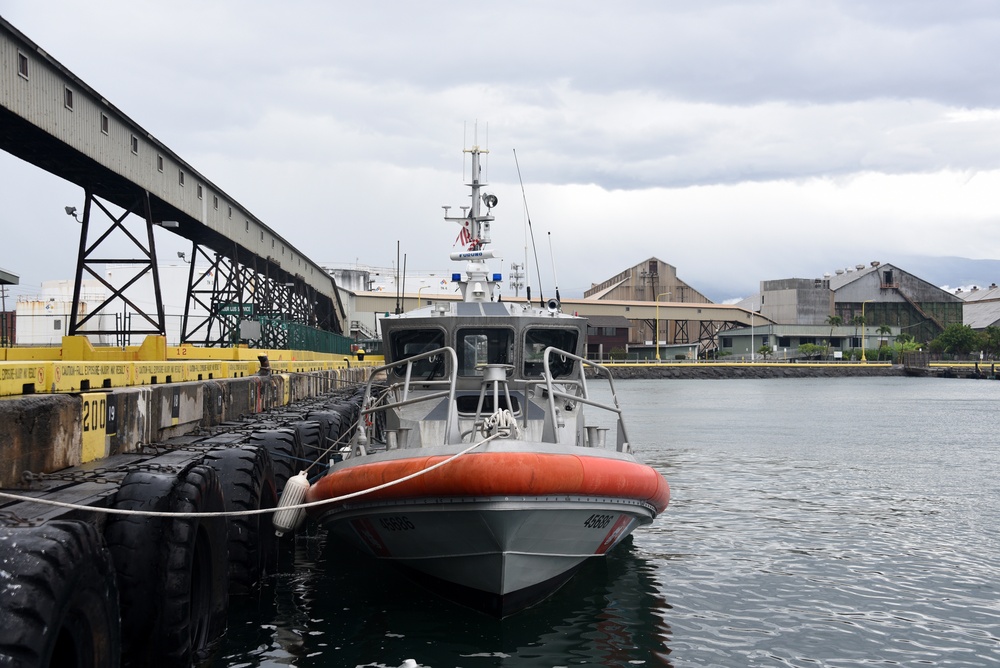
left=982, top=326, right=1000, bottom=359
left=890, top=339, right=922, bottom=362
left=798, top=343, right=824, bottom=359
left=825, top=315, right=843, bottom=357
left=757, top=344, right=773, bottom=360
left=877, top=324, right=892, bottom=347
left=932, top=323, right=981, bottom=357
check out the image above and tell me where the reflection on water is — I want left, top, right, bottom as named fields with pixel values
left=216, top=533, right=673, bottom=666
left=216, top=378, right=1000, bottom=667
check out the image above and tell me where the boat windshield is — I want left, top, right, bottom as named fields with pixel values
left=457, top=328, right=514, bottom=376
left=389, top=328, right=447, bottom=379
left=523, top=328, right=579, bottom=378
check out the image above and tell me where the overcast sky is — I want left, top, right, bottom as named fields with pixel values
left=3, top=0, right=1000, bottom=304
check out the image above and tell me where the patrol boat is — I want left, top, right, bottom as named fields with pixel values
left=306, top=144, right=670, bottom=617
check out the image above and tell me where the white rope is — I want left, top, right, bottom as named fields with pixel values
left=0, top=433, right=500, bottom=519
left=482, top=408, right=521, bottom=439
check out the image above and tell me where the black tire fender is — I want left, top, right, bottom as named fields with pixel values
left=292, top=419, right=325, bottom=467
left=0, top=520, right=121, bottom=668
left=247, top=428, right=304, bottom=495
left=201, top=445, right=278, bottom=593
left=103, top=464, right=229, bottom=668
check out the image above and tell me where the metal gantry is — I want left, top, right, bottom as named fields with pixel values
left=68, top=191, right=166, bottom=342
left=180, top=243, right=325, bottom=349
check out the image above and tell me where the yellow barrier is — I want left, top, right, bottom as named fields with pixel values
left=0, top=362, right=50, bottom=396
left=132, top=362, right=187, bottom=386
left=50, top=361, right=132, bottom=393
left=182, top=361, right=225, bottom=382
left=221, top=361, right=258, bottom=378
left=1, top=335, right=364, bottom=396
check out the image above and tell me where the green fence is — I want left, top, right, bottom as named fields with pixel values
left=246, top=317, right=355, bottom=354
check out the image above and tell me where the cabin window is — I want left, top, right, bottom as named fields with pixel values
left=157, top=154, right=163, bottom=172
left=456, top=328, right=513, bottom=376
left=523, top=328, right=579, bottom=378
left=17, top=52, right=28, bottom=79
left=390, top=329, right=447, bottom=380
left=64, top=87, right=74, bottom=110
left=100, top=113, right=109, bottom=135
left=130, top=135, right=139, bottom=155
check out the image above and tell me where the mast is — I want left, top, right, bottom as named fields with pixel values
left=445, top=145, right=500, bottom=303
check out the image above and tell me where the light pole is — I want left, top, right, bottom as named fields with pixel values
left=750, top=309, right=755, bottom=362
left=655, top=292, right=671, bottom=361
left=860, top=300, right=874, bottom=362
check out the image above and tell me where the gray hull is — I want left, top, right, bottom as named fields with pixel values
left=318, top=497, right=653, bottom=616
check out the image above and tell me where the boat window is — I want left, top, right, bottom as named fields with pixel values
left=457, top=328, right=514, bottom=376
left=523, top=328, right=579, bottom=378
left=389, top=329, right=447, bottom=379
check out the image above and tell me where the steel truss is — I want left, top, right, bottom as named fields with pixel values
left=180, top=242, right=320, bottom=348
left=69, top=191, right=165, bottom=343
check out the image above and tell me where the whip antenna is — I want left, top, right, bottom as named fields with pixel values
left=547, top=231, right=561, bottom=303
left=513, top=148, right=545, bottom=306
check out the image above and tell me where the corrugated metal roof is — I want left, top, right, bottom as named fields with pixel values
left=963, top=301, right=1000, bottom=329
left=585, top=277, right=630, bottom=300
left=585, top=315, right=631, bottom=327
left=827, top=264, right=879, bottom=290
left=958, top=286, right=1000, bottom=302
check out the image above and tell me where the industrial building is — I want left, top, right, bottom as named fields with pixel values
left=720, top=261, right=963, bottom=359
left=584, top=258, right=715, bottom=350
left=958, top=283, right=1000, bottom=330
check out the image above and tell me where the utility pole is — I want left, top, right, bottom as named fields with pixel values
left=0, top=285, right=8, bottom=347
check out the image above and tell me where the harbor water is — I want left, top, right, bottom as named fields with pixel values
left=214, top=376, right=1000, bottom=667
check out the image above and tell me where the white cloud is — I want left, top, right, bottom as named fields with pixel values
left=3, top=0, right=1000, bottom=306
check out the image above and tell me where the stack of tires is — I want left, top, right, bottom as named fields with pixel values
left=0, top=446, right=284, bottom=668
left=0, top=389, right=365, bottom=667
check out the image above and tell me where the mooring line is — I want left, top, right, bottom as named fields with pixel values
left=0, top=433, right=499, bottom=519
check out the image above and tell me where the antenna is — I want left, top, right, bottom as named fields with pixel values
left=513, top=149, right=545, bottom=306
left=395, top=240, right=401, bottom=314
left=547, top=231, right=561, bottom=304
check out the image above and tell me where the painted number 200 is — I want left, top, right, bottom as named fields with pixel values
left=583, top=514, right=613, bottom=529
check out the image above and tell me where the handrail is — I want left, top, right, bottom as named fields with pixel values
left=359, top=346, right=459, bottom=445
left=541, top=347, right=631, bottom=451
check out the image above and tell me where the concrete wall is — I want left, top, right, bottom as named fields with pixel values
left=0, top=368, right=367, bottom=487
left=760, top=278, right=833, bottom=325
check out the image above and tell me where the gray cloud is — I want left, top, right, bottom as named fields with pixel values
left=3, top=0, right=1000, bottom=304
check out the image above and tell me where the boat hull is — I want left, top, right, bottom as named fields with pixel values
left=307, top=446, right=669, bottom=616
left=318, top=496, right=652, bottom=616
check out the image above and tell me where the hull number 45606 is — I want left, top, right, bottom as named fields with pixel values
left=379, top=516, right=415, bottom=531
left=583, top=514, right=614, bottom=529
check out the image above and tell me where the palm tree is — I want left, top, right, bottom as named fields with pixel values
left=825, top=315, right=843, bottom=357
left=877, top=324, right=892, bottom=347
left=851, top=315, right=866, bottom=360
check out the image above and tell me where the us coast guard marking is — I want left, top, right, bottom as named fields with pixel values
left=595, top=516, right=634, bottom=554
left=351, top=518, right=391, bottom=556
